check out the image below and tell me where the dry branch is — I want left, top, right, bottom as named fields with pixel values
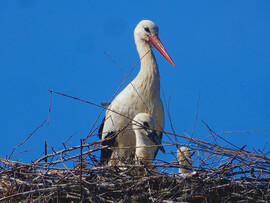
left=1, top=90, right=269, bottom=202
left=1, top=129, right=269, bottom=202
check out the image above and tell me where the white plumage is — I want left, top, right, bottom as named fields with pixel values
left=177, top=147, right=193, bottom=174
left=132, top=113, right=165, bottom=164
left=99, top=20, right=174, bottom=165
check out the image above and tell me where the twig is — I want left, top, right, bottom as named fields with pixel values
left=191, top=91, right=200, bottom=138
left=80, top=139, right=83, bottom=200
left=8, top=120, right=47, bottom=160
left=202, top=120, right=241, bottom=150
left=85, top=49, right=151, bottom=142
left=48, top=90, right=53, bottom=125
left=45, top=141, right=48, bottom=163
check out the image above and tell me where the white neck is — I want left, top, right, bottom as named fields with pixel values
left=134, top=39, right=160, bottom=96
left=135, top=131, right=154, bottom=163
left=135, top=132, right=151, bottom=148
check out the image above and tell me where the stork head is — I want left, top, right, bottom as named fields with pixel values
left=134, top=20, right=175, bottom=66
left=132, top=113, right=165, bottom=153
left=132, top=112, right=155, bottom=133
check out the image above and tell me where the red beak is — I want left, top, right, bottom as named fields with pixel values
left=149, top=35, right=175, bottom=66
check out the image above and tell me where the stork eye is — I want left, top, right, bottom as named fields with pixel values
left=144, top=27, right=150, bottom=33
left=143, top=122, right=150, bottom=128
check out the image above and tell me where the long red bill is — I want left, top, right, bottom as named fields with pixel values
left=149, top=35, right=175, bottom=66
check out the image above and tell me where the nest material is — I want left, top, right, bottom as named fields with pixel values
left=0, top=135, right=269, bottom=202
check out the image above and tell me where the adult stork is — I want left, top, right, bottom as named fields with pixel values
left=132, top=113, right=165, bottom=164
left=99, top=20, right=174, bottom=165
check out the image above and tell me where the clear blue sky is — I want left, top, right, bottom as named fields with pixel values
left=0, top=1, right=269, bottom=166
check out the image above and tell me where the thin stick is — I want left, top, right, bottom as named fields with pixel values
left=104, top=51, right=126, bottom=75
left=45, top=141, right=48, bottom=163
left=162, top=84, right=176, bottom=135
left=202, top=120, right=241, bottom=150
left=191, top=91, right=200, bottom=138
left=48, top=91, right=53, bottom=125
left=48, top=90, right=136, bottom=126
left=80, top=139, right=83, bottom=200
left=8, top=120, right=47, bottom=159
left=85, top=49, right=152, bottom=142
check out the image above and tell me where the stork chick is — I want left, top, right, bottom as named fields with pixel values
left=132, top=113, right=165, bottom=165
left=177, top=146, right=193, bottom=174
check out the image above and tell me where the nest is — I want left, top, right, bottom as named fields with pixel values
left=0, top=91, right=269, bottom=202
left=0, top=128, right=269, bottom=202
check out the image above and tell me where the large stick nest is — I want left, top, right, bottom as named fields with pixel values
left=0, top=128, right=269, bottom=202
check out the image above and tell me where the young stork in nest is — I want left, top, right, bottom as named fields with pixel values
left=177, top=146, right=193, bottom=174
left=132, top=113, right=165, bottom=165
left=98, top=20, right=174, bottom=165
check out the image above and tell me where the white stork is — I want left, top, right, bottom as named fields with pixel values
left=99, top=20, right=174, bottom=165
left=177, top=146, right=193, bottom=174
left=132, top=113, right=165, bottom=164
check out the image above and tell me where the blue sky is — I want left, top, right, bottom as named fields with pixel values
left=0, top=1, right=269, bottom=167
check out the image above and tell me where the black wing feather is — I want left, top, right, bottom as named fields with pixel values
left=98, top=117, right=105, bottom=139
left=153, top=132, right=163, bottom=158
left=98, top=117, right=117, bottom=164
